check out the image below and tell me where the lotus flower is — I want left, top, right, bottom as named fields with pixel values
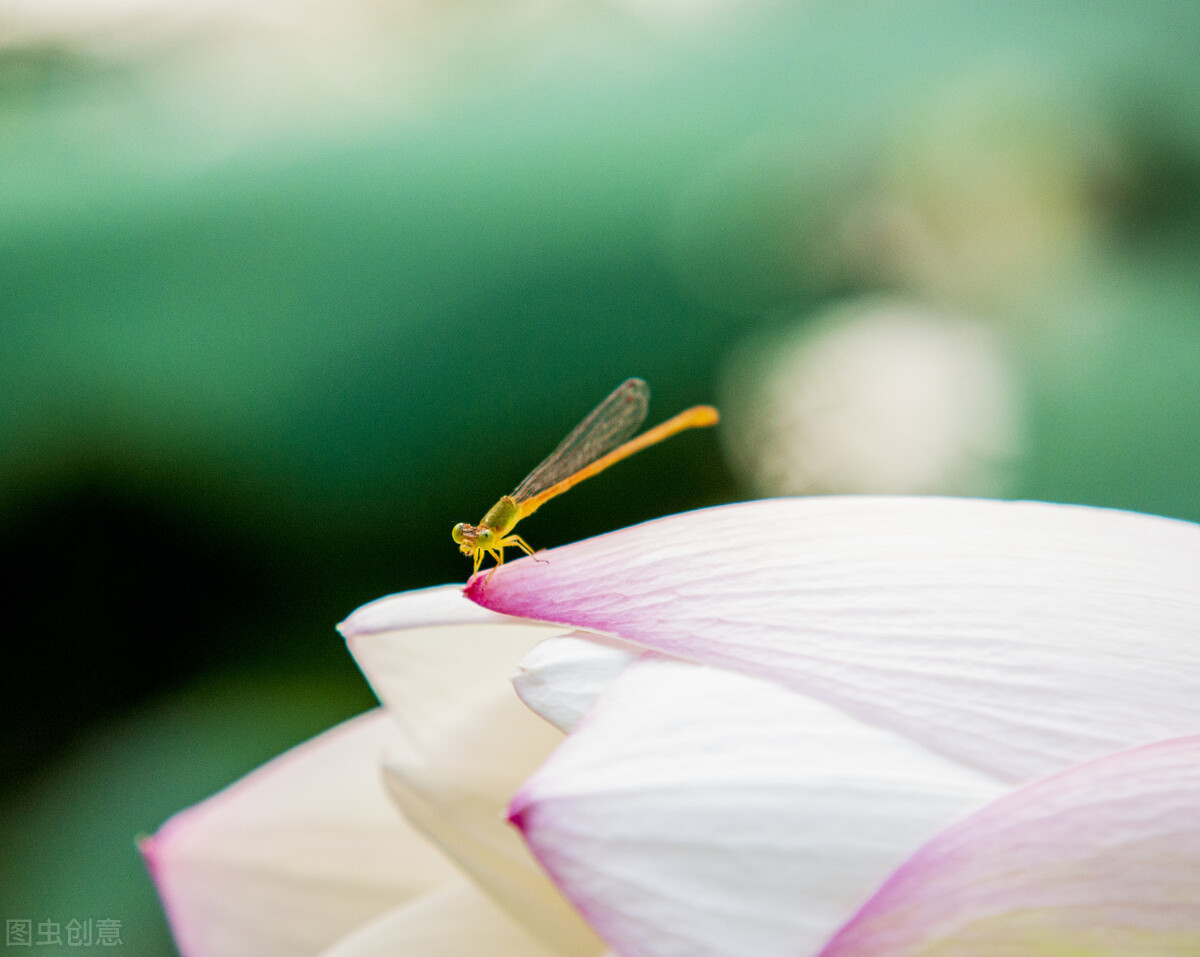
left=142, top=497, right=1200, bottom=956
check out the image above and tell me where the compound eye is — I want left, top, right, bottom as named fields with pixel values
left=451, top=523, right=465, bottom=545
left=477, top=528, right=494, bottom=546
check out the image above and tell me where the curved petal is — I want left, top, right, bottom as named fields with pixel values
left=341, top=584, right=605, bottom=956
left=141, top=710, right=457, bottom=957
left=821, top=735, right=1200, bottom=956
left=339, top=584, right=567, bottom=765
left=317, top=879, right=559, bottom=957
left=471, top=497, right=1200, bottom=782
left=384, top=756, right=603, bottom=957
left=510, top=656, right=1007, bottom=957
left=513, top=633, right=641, bottom=733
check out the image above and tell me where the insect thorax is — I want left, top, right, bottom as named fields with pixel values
left=480, top=496, right=520, bottom=536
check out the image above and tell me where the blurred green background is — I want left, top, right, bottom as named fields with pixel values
left=2, top=1, right=1199, bottom=953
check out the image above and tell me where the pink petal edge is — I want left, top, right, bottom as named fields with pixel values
left=819, top=734, right=1200, bottom=954
left=141, top=711, right=454, bottom=957
left=468, top=497, right=1200, bottom=783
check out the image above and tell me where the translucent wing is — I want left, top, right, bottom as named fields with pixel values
left=512, top=378, right=650, bottom=503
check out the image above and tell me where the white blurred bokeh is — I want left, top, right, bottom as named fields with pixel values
left=838, top=75, right=1122, bottom=311
left=1, top=0, right=765, bottom=114
left=720, top=300, right=1022, bottom=497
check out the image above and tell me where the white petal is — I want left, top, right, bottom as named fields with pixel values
left=340, top=583, right=572, bottom=811
left=511, top=656, right=1007, bottom=957
left=384, top=756, right=603, bottom=956
left=472, top=497, right=1200, bottom=782
left=317, top=879, right=560, bottom=957
left=513, top=633, right=641, bottom=733
left=142, top=711, right=457, bottom=957
left=339, top=584, right=567, bottom=762
left=341, top=584, right=605, bottom=956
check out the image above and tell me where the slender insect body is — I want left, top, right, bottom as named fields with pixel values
left=452, top=379, right=718, bottom=582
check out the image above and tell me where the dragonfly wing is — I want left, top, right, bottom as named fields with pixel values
left=511, top=378, right=650, bottom=502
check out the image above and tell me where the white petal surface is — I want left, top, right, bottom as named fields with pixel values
left=820, top=735, right=1200, bottom=956
left=471, top=497, right=1200, bottom=782
left=382, top=757, right=602, bottom=956
left=510, top=655, right=1007, bottom=957
left=341, top=584, right=605, bottom=956
left=513, top=633, right=641, bottom=733
left=339, top=584, right=567, bottom=763
left=141, top=710, right=457, bottom=957
left=340, top=583, right=570, bottom=816
left=318, top=879, right=559, bottom=957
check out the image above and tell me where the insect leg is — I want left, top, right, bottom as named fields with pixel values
left=505, top=534, right=548, bottom=564
left=482, top=546, right=506, bottom=583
